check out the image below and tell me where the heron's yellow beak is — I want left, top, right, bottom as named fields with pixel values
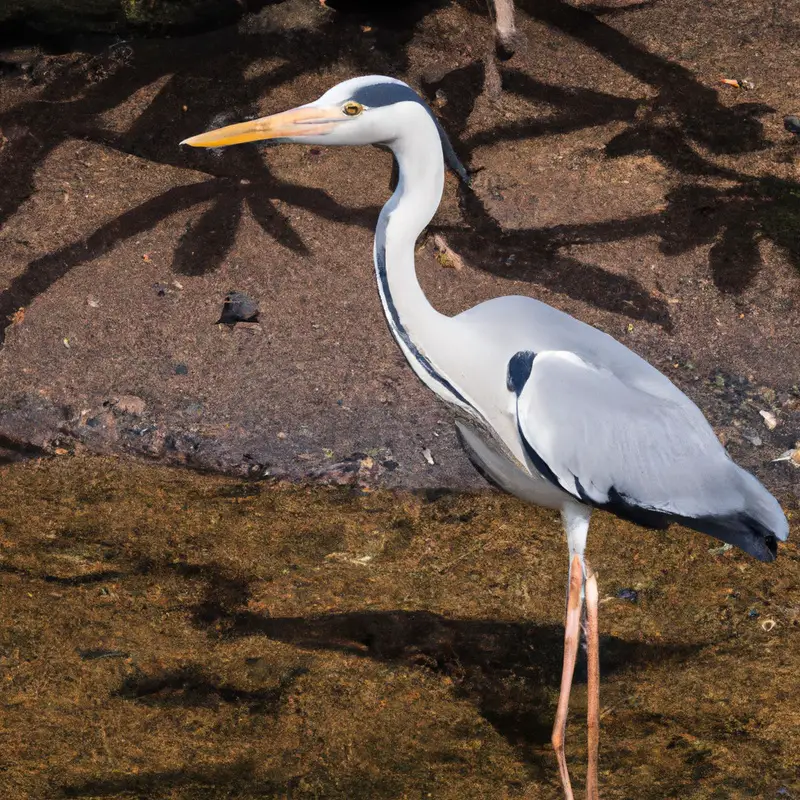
left=180, top=106, right=338, bottom=148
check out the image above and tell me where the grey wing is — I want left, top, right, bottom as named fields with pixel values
left=514, top=351, right=788, bottom=549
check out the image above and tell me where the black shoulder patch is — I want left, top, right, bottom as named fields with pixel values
left=507, top=351, right=536, bottom=395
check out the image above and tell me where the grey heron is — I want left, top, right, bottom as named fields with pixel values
left=182, top=75, right=789, bottom=799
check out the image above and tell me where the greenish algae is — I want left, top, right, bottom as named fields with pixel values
left=0, top=455, right=797, bottom=799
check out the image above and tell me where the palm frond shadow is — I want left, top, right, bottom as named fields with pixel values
left=1, top=0, right=798, bottom=349
left=427, top=2, right=798, bottom=309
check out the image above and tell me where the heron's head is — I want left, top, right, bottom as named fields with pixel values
left=181, top=76, right=429, bottom=149
left=181, top=75, right=470, bottom=183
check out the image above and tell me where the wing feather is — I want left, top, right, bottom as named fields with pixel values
left=514, top=351, right=741, bottom=519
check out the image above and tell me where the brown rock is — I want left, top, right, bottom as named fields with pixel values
left=111, top=395, right=146, bottom=416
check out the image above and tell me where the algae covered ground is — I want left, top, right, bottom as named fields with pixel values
left=0, top=455, right=798, bottom=799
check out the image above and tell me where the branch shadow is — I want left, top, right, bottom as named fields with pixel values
left=1, top=0, right=798, bottom=351
left=129, top=558, right=704, bottom=765
left=447, top=179, right=672, bottom=325
left=0, top=561, right=125, bottom=586
left=423, top=5, right=798, bottom=308
left=0, top=18, right=397, bottom=344
left=510, top=0, right=799, bottom=293
left=114, top=662, right=308, bottom=713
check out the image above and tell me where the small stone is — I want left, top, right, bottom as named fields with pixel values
left=218, top=291, right=259, bottom=325
left=782, top=115, right=800, bottom=136
left=742, top=431, right=762, bottom=446
left=422, top=448, right=435, bottom=465
left=616, top=588, right=638, bottom=603
left=86, top=297, right=100, bottom=308
left=113, top=395, right=146, bottom=416
left=174, top=363, right=189, bottom=375
left=709, top=543, right=733, bottom=556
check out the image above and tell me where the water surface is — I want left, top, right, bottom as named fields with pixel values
left=0, top=456, right=797, bottom=798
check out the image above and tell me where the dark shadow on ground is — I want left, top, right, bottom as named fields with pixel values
left=2, top=0, right=798, bottom=348
left=423, top=48, right=797, bottom=306
left=114, top=662, right=308, bottom=712
left=201, top=602, right=702, bottom=756
left=60, top=760, right=280, bottom=799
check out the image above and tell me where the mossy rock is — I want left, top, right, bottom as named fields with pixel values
left=2, top=0, right=246, bottom=35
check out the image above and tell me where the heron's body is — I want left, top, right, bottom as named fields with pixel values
left=371, top=85, right=786, bottom=562
left=183, top=74, right=789, bottom=799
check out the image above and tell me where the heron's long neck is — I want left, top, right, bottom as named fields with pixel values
left=374, top=116, right=471, bottom=409
left=377, top=124, right=444, bottom=329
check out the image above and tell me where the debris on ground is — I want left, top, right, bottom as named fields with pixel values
left=720, top=77, right=755, bottom=90
left=110, top=395, right=146, bottom=416
left=773, top=446, right=800, bottom=468
left=760, top=409, right=778, bottom=430
left=709, top=542, right=733, bottom=556
left=153, top=283, right=172, bottom=297
left=431, top=234, right=466, bottom=271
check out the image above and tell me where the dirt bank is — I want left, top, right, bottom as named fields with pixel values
left=0, top=0, right=798, bottom=503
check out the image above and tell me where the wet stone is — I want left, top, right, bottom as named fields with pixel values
left=616, top=588, right=639, bottom=603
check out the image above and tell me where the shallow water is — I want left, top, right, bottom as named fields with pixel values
left=0, top=456, right=798, bottom=799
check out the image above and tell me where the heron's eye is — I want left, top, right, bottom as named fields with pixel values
left=342, top=101, right=364, bottom=117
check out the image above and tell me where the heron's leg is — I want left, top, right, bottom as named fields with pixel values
left=551, top=553, right=583, bottom=800
left=585, top=566, right=600, bottom=800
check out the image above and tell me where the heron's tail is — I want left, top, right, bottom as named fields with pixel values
left=683, top=466, right=789, bottom=563
left=737, top=464, right=790, bottom=542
